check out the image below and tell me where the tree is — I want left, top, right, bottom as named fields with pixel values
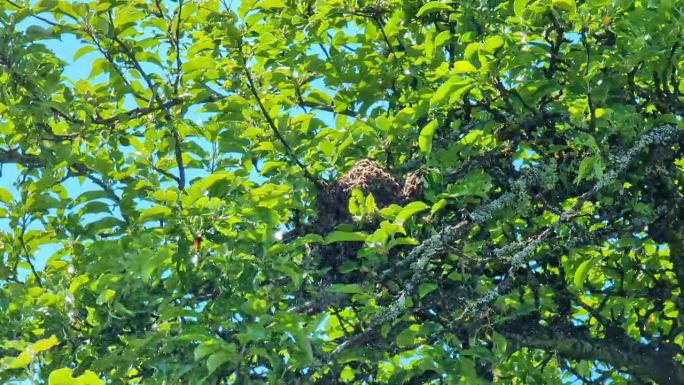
left=0, top=0, right=683, bottom=384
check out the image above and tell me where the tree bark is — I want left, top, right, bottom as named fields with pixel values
left=499, top=317, right=684, bottom=385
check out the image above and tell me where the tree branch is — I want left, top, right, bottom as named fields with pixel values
left=499, top=317, right=684, bottom=385
left=91, top=94, right=223, bottom=126
left=172, top=0, right=184, bottom=94
left=238, top=42, right=320, bottom=186
left=299, top=100, right=359, bottom=118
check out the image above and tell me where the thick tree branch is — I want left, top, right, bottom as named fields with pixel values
left=499, top=317, right=684, bottom=385
left=0, top=148, right=42, bottom=167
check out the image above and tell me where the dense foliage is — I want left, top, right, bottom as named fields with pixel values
left=1, top=0, right=684, bottom=384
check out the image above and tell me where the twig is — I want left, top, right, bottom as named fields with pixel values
left=3, top=0, right=64, bottom=28
left=172, top=0, right=184, bottom=94
left=172, top=130, right=186, bottom=189
left=238, top=41, right=320, bottom=186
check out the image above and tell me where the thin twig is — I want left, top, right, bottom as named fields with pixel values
left=238, top=41, right=320, bottom=186
left=172, top=0, right=184, bottom=94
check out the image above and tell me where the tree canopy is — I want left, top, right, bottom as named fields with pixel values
left=1, top=0, right=684, bottom=384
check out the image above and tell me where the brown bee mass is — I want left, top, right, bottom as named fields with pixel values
left=314, top=159, right=421, bottom=232
left=312, top=159, right=423, bottom=281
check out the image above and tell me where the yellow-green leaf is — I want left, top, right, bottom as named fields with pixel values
left=0, top=187, right=12, bottom=203
left=49, top=368, right=105, bottom=385
left=340, top=365, right=355, bottom=382
left=513, top=0, right=526, bottom=17
left=28, top=286, right=44, bottom=297
left=430, top=78, right=474, bottom=107
left=98, top=289, right=116, bottom=304
left=464, top=42, right=480, bottom=60
left=9, top=352, right=31, bottom=369
left=49, top=368, right=74, bottom=385
left=552, top=0, right=576, bottom=13
left=77, top=371, right=105, bottom=385
left=324, top=231, right=368, bottom=244
left=258, top=0, right=286, bottom=10
left=395, top=201, right=429, bottom=226
left=481, top=36, right=504, bottom=53
left=32, top=335, right=58, bottom=353
left=453, top=60, right=477, bottom=74
left=416, top=2, right=452, bottom=17
left=73, top=45, right=97, bottom=61
left=138, top=206, right=172, bottom=222
left=431, top=199, right=447, bottom=215
left=574, top=258, right=598, bottom=291
left=418, top=119, right=439, bottom=157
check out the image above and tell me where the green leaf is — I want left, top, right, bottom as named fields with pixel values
left=447, top=271, right=462, bottom=281
left=418, top=283, right=437, bottom=298
left=574, top=257, right=599, bottom=291
left=32, top=335, right=58, bottom=353
left=430, top=78, right=474, bottom=107
left=327, top=284, right=365, bottom=294
left=307, top=89, right=334, bottom=105
left=206, top=350, right=235, bottom=376
left=481, top=36, right=504, bottom=53
left=513, top=0, right=526, bottom=17
left=97, top=289, right=116, bottom=304
left=431, top=199, right=447, bottom=215
left=365, top=193, right=376, bottom=214
left=258, top=0, right=286, bottom=10
left=291, top=233, right=324, bottom=245
left=386, top=237, right=420, bottom=250
left=416, top=2, right=452, bottom=17
left=292, top=330, right=314, bottom=368
left=452, top=60, right=477, bottom=74
left=340, top=365, right=355, bottom=382
left=575, top=156, right=605, bottom=184
left=26, top=25, right=54, bottom=39
left=9, top=352, right=30, bottom=369
left=76, top=371, right=104, bottom=385
left=419, top=119, right=439, bottom=158
left=492, top=332, right=508, bottom=356
left=573, top=132, right=599, bottom=152
left=349, top=188, right=363, bottom=216
left=194, top=340, right=219, bottom=361
left=324, top=231, right=368, bottom=244
left=138, top=206, right=172, bottom=222
left=35, top=0, right=58, bottom=11
left=396, top=325, right=418, bottom=348
left=73, top=45, right=97, bottom=61
left=394, top=201, right=429, bottom=225
left=0, top=187, right=12, bottom=203
left=49, top=368, right=75, bottom=385
left=552, top=0, right=577, bottom=13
